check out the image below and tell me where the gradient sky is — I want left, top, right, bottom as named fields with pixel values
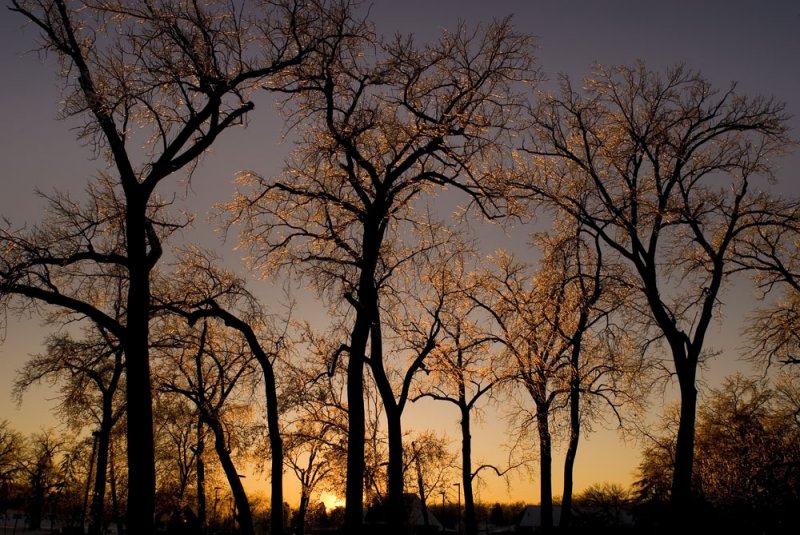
left=1, top=0, right=799, bottom=507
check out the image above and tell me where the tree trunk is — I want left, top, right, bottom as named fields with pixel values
left=260, top=360, right=285, bottom=535
left=345, top=233, right=382, bottom=534
left=345, top=309, right=369, bottom=534
left=460, top=403, right=477, bottom=535
left=89, top=412, right=113, bottom=535
left=207, top=416, right=255, bottom=535
left=671, top=358, right=698, bottom=522
left=124, top=202, right=156, bottom=534
left=368, top=312, right=406, bottom=535
left=536, top=403, right=553, bottom=531
left=560, top=365, right=581, bottom=527
left=385, top=406, right=406, bottom=534
left=295, top=488, right=309, bottom=535
left=344, top=212, right=389, bottom=534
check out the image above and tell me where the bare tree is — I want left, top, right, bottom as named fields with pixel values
left=476, top=251, right=572, bottom=530
left=413, top=257, right=505, bottom=535
left=17, top=429, right=78, bottom=530
left=735, top=204, right=800, bottom=366
left=634, top=373, right=800, bottom=532
left=282, top=423, right=335, bottom=535
left=519, top=63, right=793, bottom=520
left=406, top=431, right=457, bottom=531
left=152, top=395, right=208, bottom=518
left=14, top=330, right=125, bottom=535
left=3, top=2, right=350, bottom=531
left=362, top=222, right=467, bottom=530
left=228, top=18, right=534, bottom=531
left=155, top=248, right=294, bottom=535
left=530, top=228, right=636, bottom=528
left=155, top=319, right=261, bottom=535
left=0, top=421, right=25, bottom=504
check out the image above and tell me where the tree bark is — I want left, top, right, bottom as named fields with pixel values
left=671, top=358, right=698, bottom=520
left=295, top=488, right=309, bottom=535
left=88, top=409, right=113, bottom=535
left=560, top=335, right=584, bottom=528
left=559, top=386, right=580, bottom=529
left=124, top=201, right=156, bottom=535
left=368, top=312, right=406, bottom=535
left=385, top=406, right=406, bottom=534
left=345, top=227, right=383, bottom=534
left=536, top=402, right=553, bottom=531
left=207, top=416, right=254, bottom=535
left=345, top=310, right=369, bottom=534
left=461, top=402, right=477, bottom=535
left=260, top=361, right=285, bottom=535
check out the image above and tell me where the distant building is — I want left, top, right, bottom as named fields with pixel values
left=364, top=494, right=443, bottom=533
left=517, top=505, right=561, bottom=531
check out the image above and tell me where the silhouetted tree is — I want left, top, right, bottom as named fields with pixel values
left=158, top=248, right=293, bottom=535
left=152, top=397, right=203, bottom=514
left=14, top=330, right=125, bottom=535
left=3, top=2, right=353, bottom=531
left=414, top=253, right=508, bottom=535
left=406, top=431, right=456, bottom=529
left=228, top=18, right=534, bottom=531
left=17, top=430, right=77, bottom=530
left=155, top=319, right=261, bottom=535
left=533, top=228, right=636, bottom=528
left=476, top=252, right=570, bottom=530
left=572, top=482, right=632, bottom=528
left=635, top=373, right=800, bottom=532
left=520, top=63, right=793, bottom=522
left=0, top=421, right=25, bottom=510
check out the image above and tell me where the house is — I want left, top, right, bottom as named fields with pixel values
left=517, top=505, right=561, bottom=531
left=364, top=494, right=443, bottom=533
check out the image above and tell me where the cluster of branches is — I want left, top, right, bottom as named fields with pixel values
left=2, top=2, right=799, bottom=535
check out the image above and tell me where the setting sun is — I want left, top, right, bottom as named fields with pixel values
left=319, top=492, right=345, bottom=512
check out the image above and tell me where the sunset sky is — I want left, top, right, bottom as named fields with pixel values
left=1, top=0, right=799, bottom=508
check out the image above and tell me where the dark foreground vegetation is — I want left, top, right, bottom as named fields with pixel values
left=1, top=1, right=799, bottom=535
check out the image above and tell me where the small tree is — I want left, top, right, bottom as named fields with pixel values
left=573, top=482, right=632, bottom=528
left=0, top=421, right=25, bottom=511
left=18, top=430, right=78, bottom=530
left=414, top=254, right=507, bottom=535
left=14, top=330, right=125, bottom=535
left=155, top=318, right=261, bottom=535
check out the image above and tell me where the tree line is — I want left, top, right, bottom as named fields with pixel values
left=1, top=1, right=799, bottom=534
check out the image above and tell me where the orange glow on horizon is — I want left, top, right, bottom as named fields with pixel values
left=319, top=491, right=346, bottom=511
